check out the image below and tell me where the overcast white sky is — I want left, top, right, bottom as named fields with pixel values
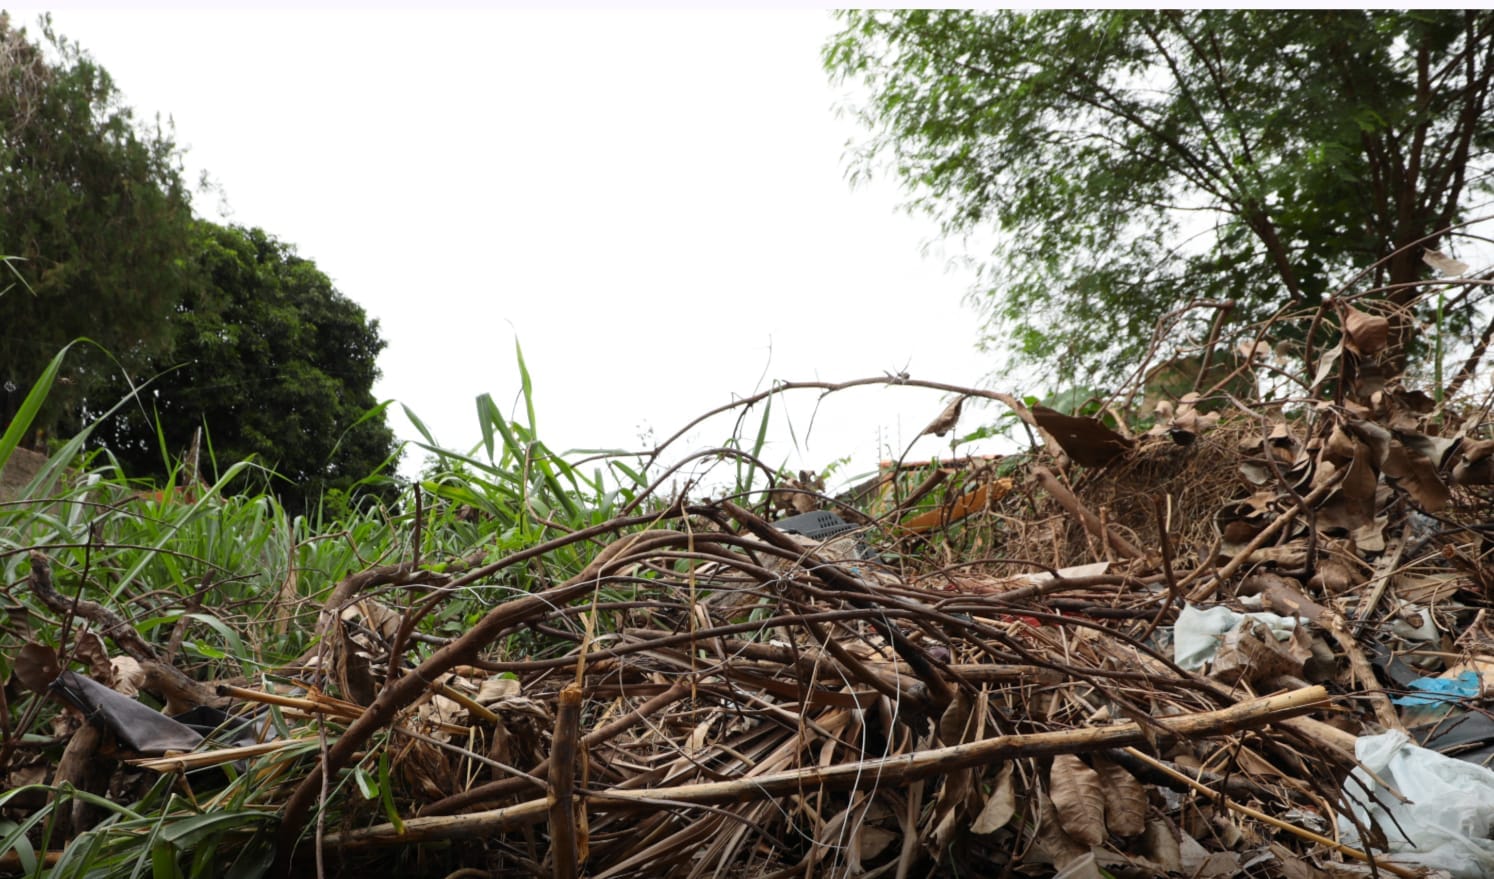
left=9, top=7, right=1019, bottom=489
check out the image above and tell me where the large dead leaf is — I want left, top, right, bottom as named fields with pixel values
left=931, top=767, right=974, bottom=850
left=12, top=641, right=61, bottom=694
left=1453, top=438, right=1494, bottom=485
left=851, top=801, right=898, bottom=862
left=1423, top=248, right=1470, bottom=276
left=920, top=396, right=964, bottom=438
left=1031, top=406, right=1133, bottom=468
left=1049, top=754, right=1106, bottom=847
left=1034, top=789, right=1092, bottom=869
left=1342, top=304, right=1389, bottom=356
left=1094, top=756, right=1146, bottom=838
left=1396, top=430, right=1458, bottom=470
left=72, top=630, right=113, bottom=684
left=1345, top=417, right=1392, bottom=465
left=972, top=763, right=1017, bottom=834
left=1316, top=440, right=1378, bottom=532
left=1309, top=342, right=1342, bottom=392
left=1395, top=572, right=1468, bottom=605
left=937, top=688, right=973, bottom=745
left=1382, top=438, right=1451, bottom=512
left=1141, top=818, right=1183, bottom=873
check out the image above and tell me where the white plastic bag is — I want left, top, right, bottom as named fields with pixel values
left=1340, top=730, right=1494, bottom=877
left=1172, top=604, right=1296, bottom=670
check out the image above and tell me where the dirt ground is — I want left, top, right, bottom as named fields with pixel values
left=0, top=446, right=49, bottom=502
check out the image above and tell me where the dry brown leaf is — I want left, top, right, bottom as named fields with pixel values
left=1453, top=438, right=1494, bottom=486
left=846, top=801, right=897, bottom=863
left=1051, top=851, right=1105, bottom=879
left=938, top=688, right=972, bottom=744
left=72, top=630, right=113, bottom=683
left=1323, top=424, right=1357, bottom=463
left=921, top=396, right=964, bottom=438
left=1270, top=842, right=1321, bottom=879
left=1310, top=342, right=1342, bottom=391
left=1049, top=754, right=1106, bottom=847
left=855, top=823, right=898, bottom=862
left=12, top=641, right=60, bottom=694
left=1093, top=756, right=1146, bottom=837
left=1316, top=442, right=1378, bottom=532
left=1342, top=304, right=1389, bottom=355
left=1141, top=818, right=1182, bottom=873
left=1034, top=789, right=1092, bottom=869
left=972, top=763, right=1016, bottom=834
left=110, top=656, right=145, bottom=697
left=1424, top=248, right=1470, bottom=276
left=1382, top=438, right=1451, bottom=512
left=1213, top=619, right=1305, bottom=685
left=1397, top=430, right=1458, bottom=469
left=1031, top=406, right=1133, bottom=468
left=932, top=767, right=973, bottom=850
left=1395, top=571, right=1466, bottom=605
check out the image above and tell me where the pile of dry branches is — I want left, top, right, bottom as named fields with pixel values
left=10, top=295, right=1494, bottom=879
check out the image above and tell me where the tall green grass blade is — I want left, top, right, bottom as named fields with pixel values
left=476, top=393, right=500, bottom=462
left=400, top=403, right=439, bottom=447
left=158, top=811, right=271, bottom=848
left=0, top=341, right=77, bottom=473
left=514, top=338, right=537, bottom=430
left=0, top=818, right=38, bottom=875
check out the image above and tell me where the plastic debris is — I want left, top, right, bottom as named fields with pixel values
left=1340, top=730, right=1494, bottom=878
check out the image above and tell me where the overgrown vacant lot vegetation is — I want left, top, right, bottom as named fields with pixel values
left=5, top=267, right=1494, bottom=879
left=6, top=9, right=1494, bottom=877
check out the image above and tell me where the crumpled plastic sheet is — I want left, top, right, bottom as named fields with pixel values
left=50, top=671, right=265, bottom=755
left=1172, top=603, right=1297, bottom=671
left=1394, top=670, right=1481, bottom=707
left=1341, top=729, right=1494, bottom=878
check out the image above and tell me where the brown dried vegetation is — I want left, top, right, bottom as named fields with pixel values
left=6, top=275, right=1494, bottom=878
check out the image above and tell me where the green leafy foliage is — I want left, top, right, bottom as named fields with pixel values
left=0, top=13, right=196, bottom=429
left=1, top=16, right=399, bottom=514
left=825, top=11, right=1494, bottom=383
left=97, top=223, right=401, bottom=515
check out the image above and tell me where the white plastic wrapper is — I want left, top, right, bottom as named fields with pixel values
left=1340, top=730, right=1494, bottom=877
left=1172, top=603, right=1297, bottom=670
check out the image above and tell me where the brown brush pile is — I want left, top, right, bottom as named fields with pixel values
left=7, top=292, right=1494, bottom=879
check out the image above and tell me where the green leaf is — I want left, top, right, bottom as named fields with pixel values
left=158, top=811, right=271, bottom=848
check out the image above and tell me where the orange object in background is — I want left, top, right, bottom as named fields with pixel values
left=901, top=476, right=1013, bottom=534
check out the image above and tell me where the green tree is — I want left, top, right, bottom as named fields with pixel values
left=0, top=12, right=196, bottom=427
left=826, top=11, right=1494, bottom=385
left=101, top=223, right=400, bottom=515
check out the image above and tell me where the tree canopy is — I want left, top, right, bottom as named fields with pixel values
left=1, top=14, right=400, bottom=512
left=0, top=12, right=196, bottom=425
left=825, top=11, right=1494, bottom=386
left=100, top=223, right=400, bottom=515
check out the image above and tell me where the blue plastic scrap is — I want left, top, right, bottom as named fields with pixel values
left=1392, top=670, right=1481, bottom=706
